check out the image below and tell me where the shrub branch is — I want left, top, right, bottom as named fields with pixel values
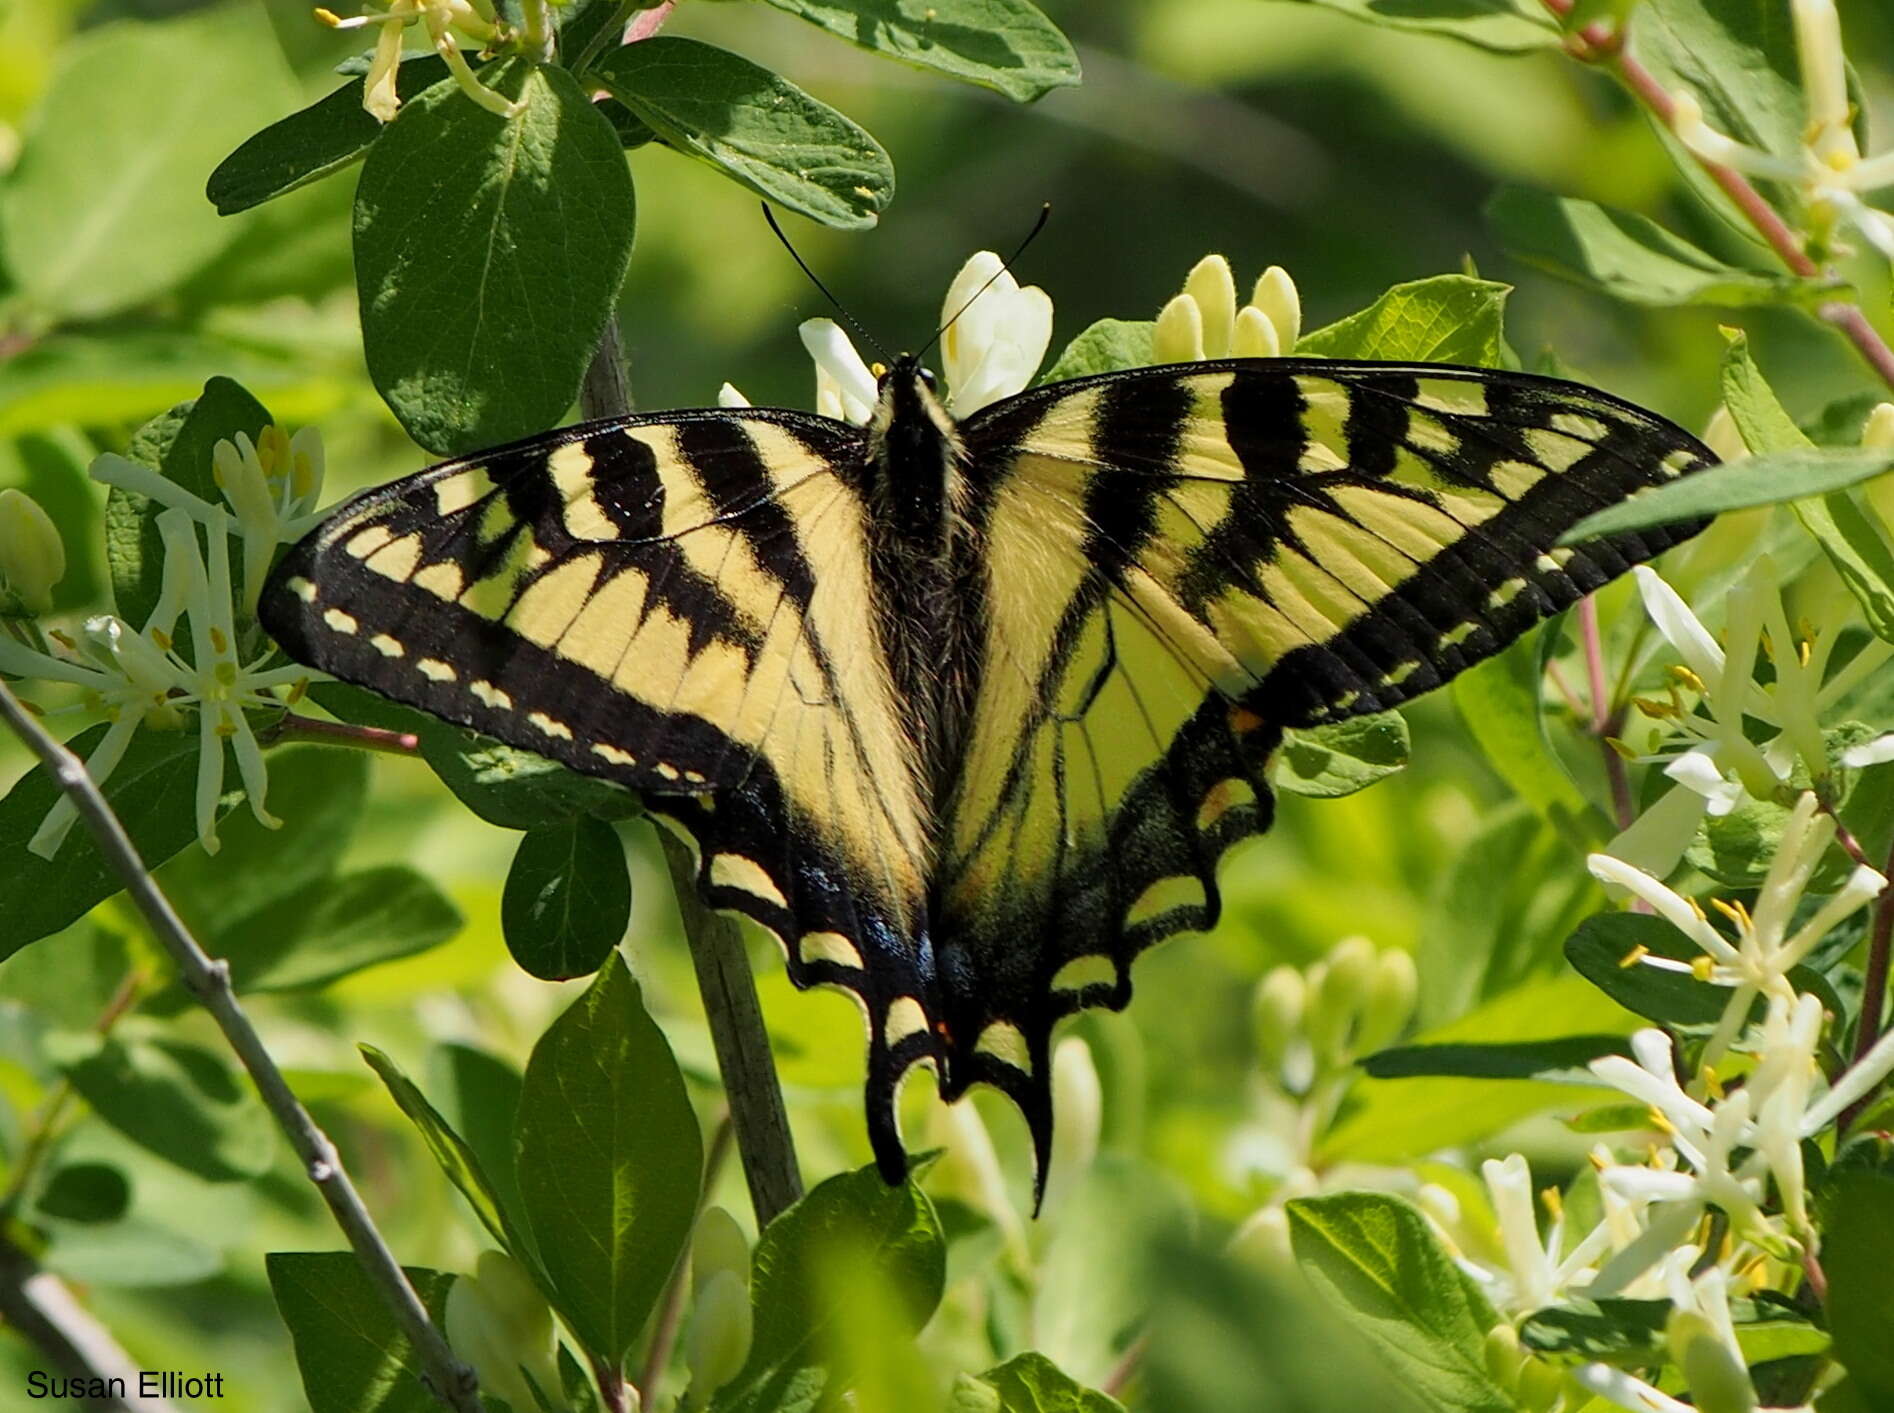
left=0, top=678, right=485, bottom=1413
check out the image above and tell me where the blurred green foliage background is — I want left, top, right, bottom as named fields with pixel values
left=3, top=1, right=1894, bottom=1407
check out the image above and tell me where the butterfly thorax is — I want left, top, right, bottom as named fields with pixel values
left=862, top=358, right=983, bottom=828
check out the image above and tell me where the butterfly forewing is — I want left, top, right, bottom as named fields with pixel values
left=259, top=409, right=935, bottom=969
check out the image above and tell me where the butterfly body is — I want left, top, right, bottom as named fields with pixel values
left=260, top=355, right=1714, bottom=1195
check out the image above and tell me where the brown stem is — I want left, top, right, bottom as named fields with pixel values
left=1841, top=836, right=1894, bottom=1131
left=1540, top=0, right=1894, bottom=394
left=1100, top=1334, right=1147, bottom=1399
left=0, top=679, right=484, bottom=1413
left=588, top=1353, right=629, bottom=1413
left=1802, top=1247, right=1829, bottom=1305
left=266, top=712, right=420, bottom=757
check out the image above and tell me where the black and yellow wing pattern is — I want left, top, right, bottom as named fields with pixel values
left=261, top=358, right=1712, bottom=1193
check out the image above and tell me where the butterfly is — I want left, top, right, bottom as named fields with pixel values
left=259, top=351, right=1713, bottom=1197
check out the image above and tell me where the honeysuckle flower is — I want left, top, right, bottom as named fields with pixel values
left=1589, top=793, right=1886, bottom=1077
left=443, top=1250, right=560, bottom=1413
left=316, top=1, right=514, bottom=123
left=92, top=423, right=330, bottom=612
left=1668, top=0, right=1894, bottom=261
left=1576, top=1266, right=1811, bottom=1413
left=212, top=427, right=327, bottom=612
left=0, top=510, right=307, bottom=858
left=1154, top=255, right=1301, bottom=363
left=0, top=489, right=65, bottom=616
left=1623, top=562, right=1894, bottom=832
left=720, top=253, right=1053, bottom=424
left=937, top=252, right=1052, bottom=415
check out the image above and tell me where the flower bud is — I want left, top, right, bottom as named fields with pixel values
left=1227, top=1204, right=1292, bottom=1269
left=444, top=1251, right=559, bottom=1413
left=692, top=1205, right=750, bottom=1296
left=1182, top=255, right=1236, bottom=359
left=1306, top=936, right=1375, bottom=1065
left=0, top=489, right=65, bottom=616
left=1701, top=405, right=1749, bottom=462
left=1864, top=403, right=1894, bottom=530
left=1667, top=1308, right=1756, bottom=1413
left=1250, top=266, right=1301, bottom=352
left=685, top=1268, right=753, bottom=1398
left=1354, top=948, right=1417, bottom=1056
left=1154, top=293, right=1205, bottom=364
left=1482, top=1322, right=1525, bottom=1392
left=1514, top=1354, right=1566, bottom=1413
left=1230, top=306, right=1281, bottom=358
left=1250, top=965, right=1305, bottom=1073
left=1045, top=1036, right=1101, bottom=1207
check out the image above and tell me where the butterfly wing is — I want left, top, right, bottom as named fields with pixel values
left=927, top=359, right=1714, bottom=1177
left=260, top=411, right=935, bottom=1017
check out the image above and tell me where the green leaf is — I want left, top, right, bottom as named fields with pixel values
left=517, top=954, right=702, bottom=1367
left=161, top=745, right=369, bottom=933
left=1821, top=1173, right=1894, bottom=1405
left=108, top=376, right=274, bottom=631
left=1715, top=329, right=1894, bottom=643
left=1451, top=626, right=1593, bottom=828
left=1563, top=447, right=1894, bottom=543
left=1286, top=0, right=1558, bottom=53
left=307, top=683, right=639, bottom=829
left=52, top=1032, right=275, bottom=1183
left=215, top=865, right=462, bottom=992
left=207, top=58, right=452, bottom=215
left=591, top=38, right=892, bottom=229
left=268, top=1253, right=456, bottom=1413
left=354, top=61, right=636, bottom=456
left=0, top=722, right=208, bottom=954
left=1273, top=712, right=1410, bottom=799
left=953, top=1353, right=1124, bottom=1412
left=0, top=921, right=130, bottom=1032
left=1361, top=1034, right=1630, bottom=1083
left=502, top=817, right=631, bottom=981
left=1297, top=276, right=1510, bottom=367
left=1523, top=1297, right=1827, bottom=1364
left=712, top=1161, right=945, bottom=1413
left=1040, top=320, right=1155, bottom=383
left=36, top=1162, right=131, bottom=1224
left=759, top=0, right=1081, bottom=101
left=0, top=7, right=297, bottom=320
left=1286, top=1193, right=1510, bottom=1413
left=1321, top=972, right=1630, bottom=1163
left=1563, top=912, right=1729, bottom=1026
left=360, top=1044, right=535, bottom=1264
left=426, top=1043, right=537, bottom=1271
left=1632, top=0, right=1811, bottom=232
left=1486, top=187, right=1813, bottom=307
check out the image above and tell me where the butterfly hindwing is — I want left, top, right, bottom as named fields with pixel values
left=918, top=360, right=1711, bottom=1164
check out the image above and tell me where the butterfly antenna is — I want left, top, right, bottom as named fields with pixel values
left=763, top=203, right=889, bottom=363
left=921, top=203, right=1053, bottom=361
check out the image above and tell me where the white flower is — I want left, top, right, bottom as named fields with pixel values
left=0, top=509, right=308, bottom=858
left=1155, top=255, right=1301, bottom=362
left=1668, top=0, right=1894, bottom=262
left=722, top=253, right=1053, bottom=424
left=92, top=422, right=329, bottom=613
left=937, top=252, right=1053, bottom=414
left=315, top=1, right=516, bottom=122
left=1589, top=793, right=1885, bottom=1077
left=443, top=1250, right=560, bottom=1413
left=1621, top=563, right=1894, bottom=845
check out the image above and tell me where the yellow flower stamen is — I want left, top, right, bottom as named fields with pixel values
left=1620, top=944, right=1650, bottom=969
